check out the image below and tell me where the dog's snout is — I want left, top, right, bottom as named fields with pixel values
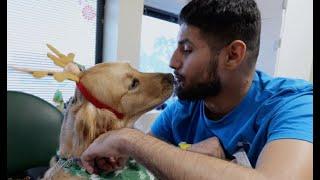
left=162, top=73, right=174, bottom=85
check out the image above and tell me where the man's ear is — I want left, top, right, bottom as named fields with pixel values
left=222, top=40, right=246, bottom=70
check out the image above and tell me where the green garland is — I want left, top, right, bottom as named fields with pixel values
left=59, top=158, right=155, bottom=180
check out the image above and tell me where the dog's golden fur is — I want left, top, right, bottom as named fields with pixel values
left=42, top=62, right=173, bottom=179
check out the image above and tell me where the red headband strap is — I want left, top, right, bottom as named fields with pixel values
left=76, top=82, right=124, bottom=119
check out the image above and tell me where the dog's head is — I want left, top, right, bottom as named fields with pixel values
left=80, top=62, right=173, bottom=119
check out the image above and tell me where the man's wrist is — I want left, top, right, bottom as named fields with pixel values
left=118, top=128, right=145, bottom=155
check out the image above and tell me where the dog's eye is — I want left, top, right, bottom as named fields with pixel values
left=129, top=78, right=139, bottom=90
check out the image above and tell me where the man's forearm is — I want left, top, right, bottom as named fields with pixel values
left=122, top=129, right=267, bottom=180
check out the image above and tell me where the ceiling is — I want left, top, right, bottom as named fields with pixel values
left=144, top=0, right=190, bottom=15
left=143, top=0, right=284, bottom=19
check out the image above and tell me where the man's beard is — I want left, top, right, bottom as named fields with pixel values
left=174, top=56, right=221, bottom=101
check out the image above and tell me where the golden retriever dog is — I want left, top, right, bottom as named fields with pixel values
left=15, top=45, right=173, bottom=179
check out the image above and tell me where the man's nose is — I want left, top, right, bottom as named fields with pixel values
left=169, top=50, right=182, bottom=70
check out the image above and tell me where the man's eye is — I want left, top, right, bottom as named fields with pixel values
left=129, top=78, right=139, bottom=90
left=182, top=49, right=192, bottom=55
left=184, top=49, right=192, bottom=53
left=183, top=45, right=192, bottom=54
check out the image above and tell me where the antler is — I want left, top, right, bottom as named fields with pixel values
left=11, top=44, right=81, bottom=82
left=46, top=44, right=75, bottom=68
left=47, top=44, right=82, bottom=76
left=12, top=66, right=79, bottom=82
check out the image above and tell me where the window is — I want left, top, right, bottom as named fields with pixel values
left=139, top=6, right=180, bottom=107
left=7, top=0, right=102, bottom=105
left=139, top=7, right=180, bottom=74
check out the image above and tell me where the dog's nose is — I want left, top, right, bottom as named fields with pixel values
left=162, top=73, right=174, bottom=85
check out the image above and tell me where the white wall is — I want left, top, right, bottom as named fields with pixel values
left=255, top=0, right=284, bottom=76
left=103, top=0, right=144, bottom=69
left=310, top=63, right=313, bottom=83
left=275, top=0, right=313, bottom=81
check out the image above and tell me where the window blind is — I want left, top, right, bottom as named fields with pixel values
left=7, top=0, right=97, bottom=105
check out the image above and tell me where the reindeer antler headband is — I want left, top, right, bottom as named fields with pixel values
left=13, top=44, right=80, bottom=82
left=13, top=44, right=124, bottom=119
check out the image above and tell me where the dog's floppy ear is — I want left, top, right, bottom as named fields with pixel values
left=12, top=44, right=82, bottom=82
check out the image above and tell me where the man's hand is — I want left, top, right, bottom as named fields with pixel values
left=80, top=129, right=131, bottom=174
left=93, top=156, right=128, bottom=174
left=186, top=137, right=226, bottom=159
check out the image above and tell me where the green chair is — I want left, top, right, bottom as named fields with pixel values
left=7, top=91, right=63, bottom=178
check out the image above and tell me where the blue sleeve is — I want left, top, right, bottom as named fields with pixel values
left=150, top=102, right=176, bottom=143
left=267, top=92, right=313, bottom=143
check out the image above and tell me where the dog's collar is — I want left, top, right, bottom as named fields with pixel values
left=53, top=155, right=92, bottom=179
left=76, top=81, right=124, bottom=119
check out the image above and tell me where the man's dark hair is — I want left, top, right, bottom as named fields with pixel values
left=179, top=0, right=261, bottom=67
